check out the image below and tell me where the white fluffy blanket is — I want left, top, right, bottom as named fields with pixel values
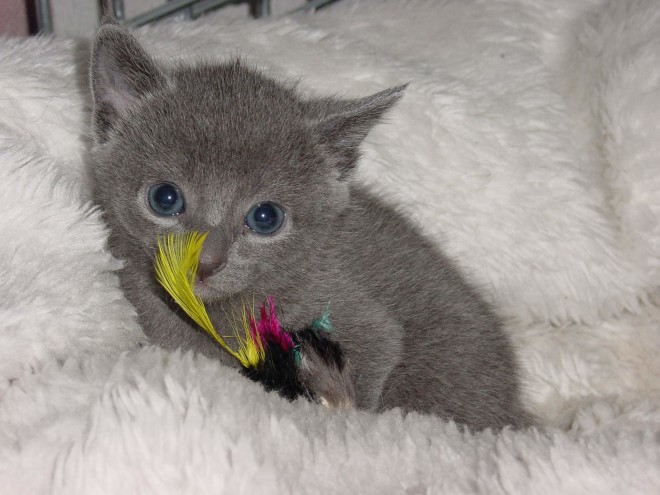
left=1, top=0, right=659, bottom=492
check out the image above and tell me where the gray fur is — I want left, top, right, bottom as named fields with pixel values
left=89, top=23, right=531, bottom=430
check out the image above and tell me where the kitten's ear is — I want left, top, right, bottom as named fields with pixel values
left=90, top=21, right=166, bottom=142
left=312, top=84, right=407, bottom=174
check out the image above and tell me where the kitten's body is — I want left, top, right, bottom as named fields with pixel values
left=90, top=24, right=530, bottom=430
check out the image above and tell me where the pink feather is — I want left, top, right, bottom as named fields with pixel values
left=255, top=295, right=294, bottom=351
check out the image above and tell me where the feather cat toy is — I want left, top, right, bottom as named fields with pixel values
left=154, top=231, right=354, bottom=409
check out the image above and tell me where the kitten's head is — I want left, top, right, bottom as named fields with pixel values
left=90, top=23, right=404, bottom=301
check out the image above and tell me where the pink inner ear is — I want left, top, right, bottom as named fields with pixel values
left=97, top=49, right=139, bottom=117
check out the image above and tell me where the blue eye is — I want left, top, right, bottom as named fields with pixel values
left=245, top=203, right=285, bottom=234
left=147, top=183, right=185, bottom=216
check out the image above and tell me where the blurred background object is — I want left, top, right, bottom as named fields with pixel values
left=0, top=0, right=339, bottom=37
left=0, top=0, right=32, bottom=36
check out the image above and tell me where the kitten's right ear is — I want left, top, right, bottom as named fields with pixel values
left=90, top=22, right=166, bottom=142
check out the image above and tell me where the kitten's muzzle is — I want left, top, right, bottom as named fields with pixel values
left=198, top=254, right=226, bottom=281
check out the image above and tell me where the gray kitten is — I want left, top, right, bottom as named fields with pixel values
left=89, top=23, right=531, bottom=430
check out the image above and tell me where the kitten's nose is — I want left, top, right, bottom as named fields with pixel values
left=198, top=253, right=226, bottom=281
left=198, top=229, right=230, bottom=281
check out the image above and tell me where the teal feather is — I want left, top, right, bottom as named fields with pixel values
left=311, top=309, right=333, bottom=333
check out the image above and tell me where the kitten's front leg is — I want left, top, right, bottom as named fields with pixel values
left=324, top=299, right=405, bottom=411
left=119, top=264, right=237, bottom=367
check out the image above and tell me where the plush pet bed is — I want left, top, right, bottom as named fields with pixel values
left=1, top=0, right=659, bottom=492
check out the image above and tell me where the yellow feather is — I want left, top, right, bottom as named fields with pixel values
left=154, top=231, right=264, bottom=368
left=238, top=302, right=266, bottom=367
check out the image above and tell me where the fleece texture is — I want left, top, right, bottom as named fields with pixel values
left=0, top=0, right=659, bottom=493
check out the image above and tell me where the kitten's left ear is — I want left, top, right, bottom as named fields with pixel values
left=90, top=21, right=166, bottom=143
left=312, top=84, right=407, bottom=174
